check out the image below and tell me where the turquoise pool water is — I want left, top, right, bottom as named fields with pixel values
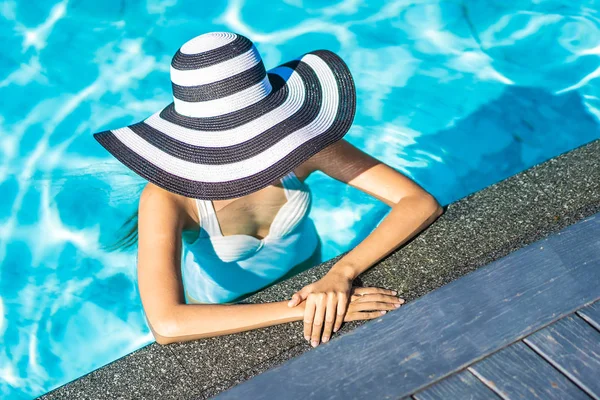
left=2, top=0, right=600, bottom=398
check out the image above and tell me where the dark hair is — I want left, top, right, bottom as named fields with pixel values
left=35, top=160, right=146, bottom=254
left=102, top=208, right=139, bottom=252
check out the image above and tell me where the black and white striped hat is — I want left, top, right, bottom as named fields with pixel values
left=93, top=32, right=356, bottom=200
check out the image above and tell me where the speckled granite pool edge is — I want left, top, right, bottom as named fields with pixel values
left=38, top=138, right=600, bottom=400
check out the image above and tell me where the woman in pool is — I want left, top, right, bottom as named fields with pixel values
left=95, top=32, right=443, bottom=347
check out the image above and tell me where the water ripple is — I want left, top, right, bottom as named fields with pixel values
left=1, top=0, right=599, bottom=398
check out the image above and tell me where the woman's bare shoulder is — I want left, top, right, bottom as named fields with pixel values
left=302, top=138, right=380, bottom=174
left=139, top=183, right=200, bottom=233
left=139, top=182, right=181, bottom=209
left=294, top=139, right=350, bottom=179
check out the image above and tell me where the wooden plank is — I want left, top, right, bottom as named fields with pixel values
left=524, top=314, right=600, bottom=399
left=577, top=301, right=600, bottom=332
left=468, top=341, right=589, bottom=400
left=216, top=214, right=600, bottom=400
left=414, top=370, right=500, bottom=400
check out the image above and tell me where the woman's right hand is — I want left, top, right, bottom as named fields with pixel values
left=343, top=286, right=405, bottom=322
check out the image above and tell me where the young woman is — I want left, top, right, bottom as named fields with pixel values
left=96, top=32, right=443, bottom=348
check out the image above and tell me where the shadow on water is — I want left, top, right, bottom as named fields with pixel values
left=319, top=85, right=600, bottom=265
left=228, top=85, right=600, bottom=300
left=405, top=85, right=600, bottom=204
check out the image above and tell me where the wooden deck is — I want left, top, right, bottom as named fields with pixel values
left=216, top=213, right=600, bottom=400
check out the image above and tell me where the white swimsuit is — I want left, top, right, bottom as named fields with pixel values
left=181, top=170, right=319, bottom=304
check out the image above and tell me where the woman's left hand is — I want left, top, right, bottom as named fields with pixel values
left=287, top=269, right=354, bottom=347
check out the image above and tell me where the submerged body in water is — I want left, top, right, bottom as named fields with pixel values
left=181, top=169, right=320, bottom=304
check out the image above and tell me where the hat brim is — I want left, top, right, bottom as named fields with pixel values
left=93, top=50, right=356, bottom=200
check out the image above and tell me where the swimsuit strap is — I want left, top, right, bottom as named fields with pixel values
left=196, top=198, right=223, bottom=238
left=280, top=169, right=300, bottom=192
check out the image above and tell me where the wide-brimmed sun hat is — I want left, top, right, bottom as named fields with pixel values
left=93, top=31, right=356, bottom=200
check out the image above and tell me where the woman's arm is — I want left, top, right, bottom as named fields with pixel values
left=136, top=184, right=401, bottom=345
left=136, top=184, right=304, bottom=345
left=289, top=139, right=443, bottom=346
left=321, top=140, right=443, bottom=279
left=328, top=179, right=443, bottom=280
left=158, top=302, right=304, bottom=345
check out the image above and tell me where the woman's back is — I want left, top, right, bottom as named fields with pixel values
left=181, top=169, right=320, bottom=304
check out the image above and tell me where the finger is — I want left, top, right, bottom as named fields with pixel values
left=351, top=301, right=402, bottom=312
left=352, top=287, right=397, bottom=296
left=311, top=293, right=326, bottom=347
left=288, top=287, right=310, bottom=307
left=346, top=310, right=388, bottom=321
left=333, top=293, right=348, bottom=333
left=303, top=296, right=316, bottom=341
left=321, top=293, right=337, bottom=343
left=288, top=293, right=300, bottom=307
left=352, top=294, right=405, bottom=304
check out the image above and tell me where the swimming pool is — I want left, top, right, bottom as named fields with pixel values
left=1, top=0, right=599, bottom=398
